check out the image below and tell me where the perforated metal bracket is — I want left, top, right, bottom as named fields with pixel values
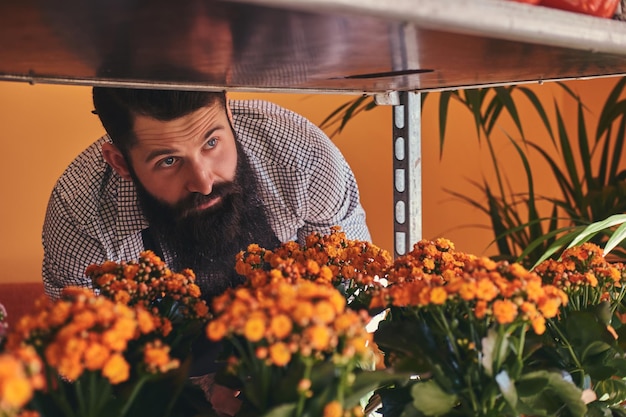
left=391, top=91, right=422, bottom=257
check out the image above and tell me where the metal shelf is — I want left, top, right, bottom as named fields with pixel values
left=2, top=0, right=626, bottom=93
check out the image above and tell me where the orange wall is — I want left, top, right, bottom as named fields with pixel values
left=0, top=78, right=620, bottom=283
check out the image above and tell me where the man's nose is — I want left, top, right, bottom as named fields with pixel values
left=186, top=161, right=214, bottom=195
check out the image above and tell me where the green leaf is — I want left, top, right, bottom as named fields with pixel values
left=438, top=91, right=453, bottom=159
left=581, top=340, right=612, bottom=363
left=259, top=403, right=297, bottom=417
left=606, top=357, right=626, bottom=377
left=495, top=370, right=518, bottom=410
left=596, top=77, right=626, bottom=138
left=575, top=101, right=594, bottom=194
left=344, top=370, right=414, bottom=409
left=516, top=373, right=549, bottom=397
left=518, top=86, right=555, bottom=143
left=567, top=214, right=626, bottom=249
left=594, top=379, right=626, bottom=405
left=463, top=89, right=485, bottom=142
left=410, top=380, right=458, bottom=416
left=555, top=102, right=584, bottom=205
left=494, top=86, right=524, bottom=138
left=517, top=370, right=587, bottom=417
left=608, top=116, right=626, bottom=184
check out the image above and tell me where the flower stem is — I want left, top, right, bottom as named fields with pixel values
left=119, top=375, right=148, bottom=417
left=547, top=318, right=584, bottom=373
left=295, top=358, right=313, bottom=417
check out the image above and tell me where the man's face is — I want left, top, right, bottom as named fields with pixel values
left=126, top=101, right=238, bottom=217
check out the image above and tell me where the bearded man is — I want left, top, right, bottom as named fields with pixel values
left=41, top=87, right=370, bottom=415
left=42, top=87, right=370, bottom=300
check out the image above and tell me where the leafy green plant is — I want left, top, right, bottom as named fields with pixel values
left=320, top=78, right=626, bottom=267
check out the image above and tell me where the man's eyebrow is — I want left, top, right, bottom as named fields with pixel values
left=204, top=125, right=223, bottom=139
left=145, top=148, right=176, bottom=163
left=144, top=126, right=225, bottom=163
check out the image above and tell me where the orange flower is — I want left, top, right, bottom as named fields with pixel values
left=0, top=351, right=40, bottom=411
left=305, top=325, right=331, bottom=351
left=531, top=315, right=546, bottom=335
left=83, top=342, right=110, bottom=370
left=493, top=299, right=518, bottom=324
left=206, top=320, right=228, bottom=341
left=323, top=401, right=343, bottom=417
left=293, top=302, right=314, bottom=326
left=475, top=300, right=488, bottom=319
left=476, top=278, right=499, bottom=301
left=136, top=308, right=157, bottom=334
left=102, top=353, right=129, bottom=385
left=429, top=287, right=447, bottom=305
left=244, top=315, right=267, bottom=342
left=269, top=314, right=293, bottom=340
left=313, top=300, right=337, bottom=324
left=143, top=341, right=179, bottom=373
left=459, top=281, right=477, bottom=301
left=269, top=342, right=291, bottom=366
left=538, top=298, right=561, bottom=319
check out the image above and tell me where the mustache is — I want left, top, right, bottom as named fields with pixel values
left=173, top=180, right=243, bottom=218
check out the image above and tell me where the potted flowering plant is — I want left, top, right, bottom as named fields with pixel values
left=532, top=243, right=626, bottom=416
left=6, top=228, right=626, bottom=417
left=366, top=239, right=586, bottom=417
left=205, top=228, right=398, bottom=417
left=1, top=251, right=214, bottom=417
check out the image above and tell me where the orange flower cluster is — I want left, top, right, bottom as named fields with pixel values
left=323, top=401, right=364, bottom=417
left=235, top=226, right=392, bottom=289
left=534, top=243, right=625, bottom=301
left=387, top=238, right=470, bottom=282
left=369, top=241, right=568, bottom=335
left=0, top=346, right=43, bottom=417
left=85, top=250, right=210, bottom=321
left=6, top=287, right=178, bottom=384
left=206, top=278, right=373, bottom=367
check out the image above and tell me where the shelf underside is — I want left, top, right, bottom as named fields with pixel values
left=3, top=0, right=626, bottom=93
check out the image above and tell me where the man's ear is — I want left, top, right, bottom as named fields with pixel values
left=225, top=92, right=234, bottom=125
left=102, top=142, right=132, bottom=181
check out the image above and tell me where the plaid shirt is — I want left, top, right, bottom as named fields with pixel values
left=42, top=100, right=370, bottom=299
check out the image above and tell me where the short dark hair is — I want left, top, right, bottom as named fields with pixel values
left=92, top=88, right=227, bottom=154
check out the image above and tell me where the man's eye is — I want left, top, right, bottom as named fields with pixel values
left=159, top=156, right=177, bottom=168
left=206, top=138, right=218, bottom=149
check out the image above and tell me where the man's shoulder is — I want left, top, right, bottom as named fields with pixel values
left=52, top=136, right=117, bottom=210
left=230, top=99, right=336, bottom=169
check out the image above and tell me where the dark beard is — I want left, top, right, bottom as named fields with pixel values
left=132, top=141, right=280, bottom=301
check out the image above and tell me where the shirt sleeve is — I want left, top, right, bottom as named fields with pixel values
left=41, top=187, right=106, bottom=299
left=296, top=126, right=371, bottom=243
